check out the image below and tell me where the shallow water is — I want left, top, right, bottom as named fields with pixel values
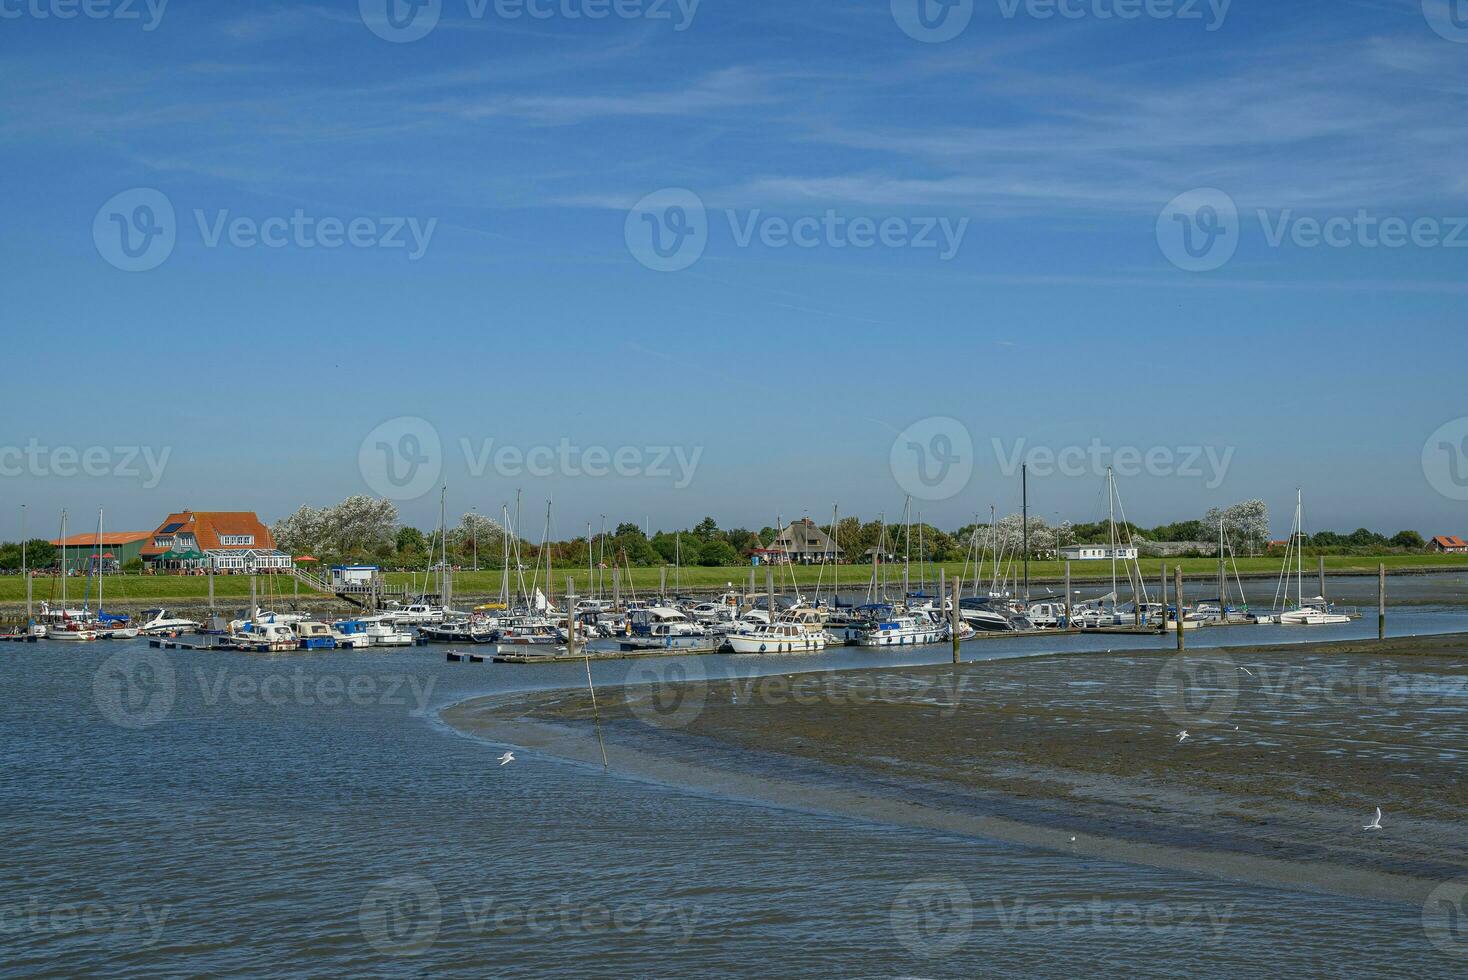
left=2, top=607, right=1466, bottom=976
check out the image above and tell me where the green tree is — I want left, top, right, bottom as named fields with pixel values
left=698, top=540, right=738, bottom=566
left=1390, top=530, right=1425, bottom=549
left=396, top=526, right=427, bottom=554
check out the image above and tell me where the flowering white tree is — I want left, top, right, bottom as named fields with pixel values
left=271, top=497, right=399, bottom=557
left=1204, top=500, right=1270, bottom=556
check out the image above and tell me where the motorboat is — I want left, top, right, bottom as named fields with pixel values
left=725, top=607, right=828, bottom=654
left=228, top=621, right=299, bottom=652
left=856, top=613, right=947, bottom=647
left=330, top=620, right=373, bottom=649
left=138, top=608, right=201, bottom=636
left=46, top=620, right=98, bottom=642
left=292, top=621, right=337, bottom=649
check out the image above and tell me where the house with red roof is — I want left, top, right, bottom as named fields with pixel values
left=1429, top=535, right=1468, bottom=554
left=142, top=510, right=292, bottom=573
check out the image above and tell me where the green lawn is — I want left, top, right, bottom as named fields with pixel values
left=4, top=553, right=1464, bottom=605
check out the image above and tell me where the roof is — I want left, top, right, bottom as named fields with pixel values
left=1432, top=535, right=1467, bottom=548
left=141, top=510, right=278, bottom=556
left=50, top=531, right=151, bottom=547
left=770, top=518, right=844, bottom=555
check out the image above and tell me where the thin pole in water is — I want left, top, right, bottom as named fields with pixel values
left=951, top=575, right=961, bottom=664
left=1175, top=566, right=1184, bottom=651
left=1378, top=563, right=1386, bottom=641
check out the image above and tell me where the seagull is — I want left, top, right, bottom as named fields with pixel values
left=1069, top=836, right=1077, bottom=843
left=1238, top=666, right=1253, bottom=677
left=1364, top=807, right=1382, bottom=831
left=1177, top=731, right=1191, bottom=743
left=497, top=752, right=515, bottom=766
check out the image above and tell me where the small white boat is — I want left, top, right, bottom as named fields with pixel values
left=1279, top=598, right=1352, bottom=626
left=229, top=621, right=299, bottom=652
left=46, top=621, right=98, bottom=642
left=138, top=608, right=201, bottom=636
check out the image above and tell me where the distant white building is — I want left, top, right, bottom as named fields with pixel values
left=330, top=565, right=379, bottom=587
left=1060, top=545, right=1138, bottom=561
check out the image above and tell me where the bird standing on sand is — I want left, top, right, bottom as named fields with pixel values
left=1364, top=807, right=1383, bottom=830
left=1177, top=731, right=1191, bottom=743
left=497, top=752, right=515, bottom=766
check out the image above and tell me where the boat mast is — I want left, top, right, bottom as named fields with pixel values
left=1296, top=488, right=1304, bottom=605
left=1022, top=463, right=1030, bottom=601
left=1108, top=467, right=1118, bottom=618
left=500, top=503, right=511, bottom=607
left=97, top=507, right=104, bottom=615
left=60, top=509, right=67, bottom=609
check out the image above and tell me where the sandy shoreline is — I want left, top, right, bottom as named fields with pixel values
left=443, top=634, right=1468, bottom=903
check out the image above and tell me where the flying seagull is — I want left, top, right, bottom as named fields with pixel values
left=497, top=752, right=515, bottom=766
left=1364, top=807, right=1382, bottom=831
left=1238, top=666, right=1253, bottom=677
left=1177, top=731, right=1191, bottom=743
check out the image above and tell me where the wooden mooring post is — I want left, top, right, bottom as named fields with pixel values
left=1064, top=560, right=1071, bottom=629
left=951, top=575, right=961, bottom=664
left=1174, top=566, right=1184, bottom=651
left=1378, top=563, right=1386, bottom=641
left=1159, top=564, right=1168, bottom=633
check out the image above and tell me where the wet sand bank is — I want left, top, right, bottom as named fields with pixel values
left=443, top=633, right=1468, bottom=903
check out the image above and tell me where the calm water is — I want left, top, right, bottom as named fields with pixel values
left=2, top=602, right=1465, bottom=977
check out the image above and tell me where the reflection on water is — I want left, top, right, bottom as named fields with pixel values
left=1, top=603, right=1465, bottom=975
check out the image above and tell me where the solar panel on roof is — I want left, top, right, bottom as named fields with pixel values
left=161, top=522, right=185, bottom=533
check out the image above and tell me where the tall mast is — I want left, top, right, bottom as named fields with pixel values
left=97, top=507, right=104, bottom=614
left=1022, top=463, right=1030, bottom=601
left=1108, top=468, right=1118, bottom=616
left=60, top=509, right=67, bottom=607
left=500, top=503, right=511, bottom=607
left=1296, top=488, right=1304, bottom=604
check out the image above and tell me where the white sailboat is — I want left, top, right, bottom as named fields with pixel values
left=46, top=511, right=98, bottom=641
left=1274, top=490, right=1351, bottom=626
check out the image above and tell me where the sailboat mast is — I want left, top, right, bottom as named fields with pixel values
left=1296, top=488, right=1304, bottom=604
left=97, top=507, right=104, bottom=613
left=60, top=510, right=67, bottom=607
left=1022, top=463, right=1030, bottom=601
left=1108, top=468, right=1118, bottom=617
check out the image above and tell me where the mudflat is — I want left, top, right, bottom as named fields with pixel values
left=444, top=634, right=1468, bottom=901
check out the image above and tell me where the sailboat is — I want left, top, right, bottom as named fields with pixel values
left=46, top=510, right=98, bottom=641
left=1275, top=490, right=1351, bottom=625
left=92, top=508, right=140, bottom=639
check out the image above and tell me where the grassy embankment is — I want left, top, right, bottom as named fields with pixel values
left=3, top=553, right=1465, bottom=605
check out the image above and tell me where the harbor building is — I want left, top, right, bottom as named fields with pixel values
left=142, top=510, right=293, bottom=574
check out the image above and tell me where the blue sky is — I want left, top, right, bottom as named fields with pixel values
left=4, top=0, right=1467, bottom=539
